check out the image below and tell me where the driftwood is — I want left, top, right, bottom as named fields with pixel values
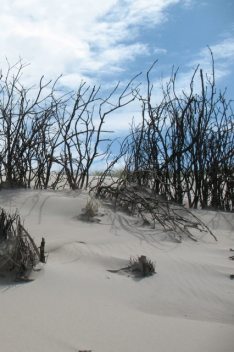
left=0, top=208, right=41, bottom=280
left=94, top=181, right=217, bottom=242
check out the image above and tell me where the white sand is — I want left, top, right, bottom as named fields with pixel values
left=0, top=189, right=234, bottom=352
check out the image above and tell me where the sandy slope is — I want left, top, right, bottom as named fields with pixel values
left=0, top=189, right=234, bottom=352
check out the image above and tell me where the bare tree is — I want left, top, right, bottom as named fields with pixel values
left=0, top=60, right=139, bottom=190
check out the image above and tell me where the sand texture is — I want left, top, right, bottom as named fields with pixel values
left=0, top=189, right=234, bottom=352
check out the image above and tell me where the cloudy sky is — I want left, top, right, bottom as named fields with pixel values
left=0, top=0, right=234, bottom=132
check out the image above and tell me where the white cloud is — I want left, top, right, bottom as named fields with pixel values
left=2, top=0, right=220, bottom=135
left=152, top=37, right=234, bottom=98
left=0, top=0, right=186, bottom=85
left=204, top=38, right=234, bottom=61
left=189, top=38, right=234, bottom=81
left=154, top=47, right=167, bottom=55
left=124, top=0, right=181, bottom=26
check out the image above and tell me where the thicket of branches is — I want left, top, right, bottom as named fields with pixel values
left=0, top=57, right=233, bottom=212
left=95, top=54, right=233, bottom=212
left=0, top=60, right=137, bottom=190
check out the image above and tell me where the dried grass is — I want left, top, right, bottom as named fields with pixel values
left=0, top=208, right=40, bottom=280
left=129, top=255, right=155, bottom=277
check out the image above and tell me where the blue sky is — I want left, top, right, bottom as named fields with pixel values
left=0, top=0, right=233, bottom=134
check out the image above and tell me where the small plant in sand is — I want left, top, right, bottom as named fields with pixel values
left=107, top=255, right=155, bottom=278
left=129, top=255, right=155, bottom=277
left=82, top=197, right=99, bottom=220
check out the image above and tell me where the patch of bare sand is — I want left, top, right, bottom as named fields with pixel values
left=0, top=189, right=233, bottom=352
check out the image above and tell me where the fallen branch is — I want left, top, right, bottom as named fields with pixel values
left=94, top=181, right=217, bottom=242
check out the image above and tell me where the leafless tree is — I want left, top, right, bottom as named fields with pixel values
left=0, top=60, right=139, bottom=190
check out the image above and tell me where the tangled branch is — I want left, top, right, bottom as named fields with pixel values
left=94, top=180, right=217, bottom=242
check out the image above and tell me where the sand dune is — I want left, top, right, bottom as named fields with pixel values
left=0, top=189, right=234, bottom=352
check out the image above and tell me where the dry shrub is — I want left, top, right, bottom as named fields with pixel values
left=78, top=197, right=99, bottom=222
left=0, top=208, right=40, bottom=280
left=85, top=198, right=98, bottom=217
left=129, top=255, right=155, bottom=277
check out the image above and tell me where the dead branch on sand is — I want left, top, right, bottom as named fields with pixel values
left=94, top=181, right=217, bottom=242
